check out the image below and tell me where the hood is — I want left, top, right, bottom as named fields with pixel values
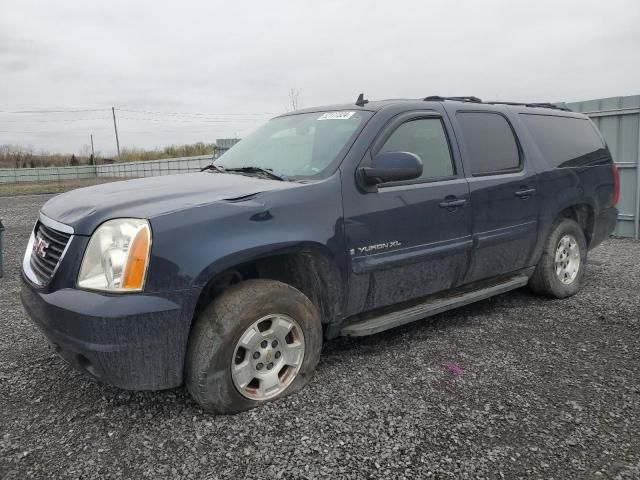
left=41, top=171, right=293, bottom=235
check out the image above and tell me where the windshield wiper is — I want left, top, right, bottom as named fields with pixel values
left=224, top=166, right=288, bottom=182
left=200, top=164, right=226, bottom=173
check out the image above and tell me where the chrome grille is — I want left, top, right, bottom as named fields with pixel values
left=29, top=222, right=71, bottom=284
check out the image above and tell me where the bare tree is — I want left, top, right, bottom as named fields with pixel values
left=0, top=145, right=11, bottom=168
left=79, top=144, right=92, bottom=164
left=24, top=147, right=34, bottom=168
left=14, top=148, right=22, bottom=168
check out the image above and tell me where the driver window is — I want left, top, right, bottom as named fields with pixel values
left=379, top=118, right=454, bottom=180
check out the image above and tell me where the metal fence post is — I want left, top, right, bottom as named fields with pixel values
left=0, top=219, right=5, bottom=278
left=635, top=116, right=640, bottom=240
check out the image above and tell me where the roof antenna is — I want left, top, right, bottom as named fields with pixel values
left=355, top=93, right=369, bottom=107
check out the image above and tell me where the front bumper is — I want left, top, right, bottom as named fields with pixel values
left=21, top=278, right=199, bottom=390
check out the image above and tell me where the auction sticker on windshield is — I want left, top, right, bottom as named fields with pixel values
left=317, top=111, right=356, bottom=120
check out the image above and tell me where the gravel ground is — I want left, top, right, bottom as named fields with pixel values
left=1, top=194, right=639, bottom=480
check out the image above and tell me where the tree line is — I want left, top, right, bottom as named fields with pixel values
left=0, top=142, right=216, bottom=169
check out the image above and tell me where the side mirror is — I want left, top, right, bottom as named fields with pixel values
left=360, top=151, right=423, bottom=185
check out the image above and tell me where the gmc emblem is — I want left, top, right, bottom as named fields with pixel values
left=34, top=236, right=49, bottom=259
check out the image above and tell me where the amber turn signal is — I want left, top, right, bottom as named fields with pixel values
left=122, top=225, right=151, bottom=290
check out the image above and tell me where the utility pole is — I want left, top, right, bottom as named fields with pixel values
left=90, top=134, right=95, bottom=165
left=112, top=107, right=121, bottom=159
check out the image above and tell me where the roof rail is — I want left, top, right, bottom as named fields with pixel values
left=424, top=96, right=572, bottom=112
left=424, top=96, right=483, bottom=103
left=486, top=101, right=572, bottom=112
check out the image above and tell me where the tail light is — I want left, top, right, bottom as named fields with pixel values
left=612, top=163, right=620, bottom=207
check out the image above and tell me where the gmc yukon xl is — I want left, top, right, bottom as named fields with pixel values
left=21, top=95, right=619, bottom=413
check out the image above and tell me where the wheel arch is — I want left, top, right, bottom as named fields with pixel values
left=531, top=200, right=596, bottom=268
left=557, top=203, right=595, bottom=247
left=191, top=242, right=346, bottom=331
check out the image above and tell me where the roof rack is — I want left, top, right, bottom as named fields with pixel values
left=486, top=101, right=572, bottom=112
left=424, top=96, right=572, bottom=112
left=424, top=96, right=482, bottom=103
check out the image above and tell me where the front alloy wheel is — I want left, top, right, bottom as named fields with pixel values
left=185, top=279, right=322, bottom=414
left=231, top=314, right=305, bottom=400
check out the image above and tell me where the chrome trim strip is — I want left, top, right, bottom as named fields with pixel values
left=39, top=211, right=74, bottom=235
left=22, top=228, right=41, bottom=286
left=47, top=234, right=73, bottom=286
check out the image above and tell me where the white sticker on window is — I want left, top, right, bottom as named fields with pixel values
left=317, top=111, right=356, bottom=121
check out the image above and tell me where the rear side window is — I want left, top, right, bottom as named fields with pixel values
left=379, top=118, right=454, bottom=181
left=456, top=112, right=520, bottom=176
left=520, top=114, right=609, bottom=168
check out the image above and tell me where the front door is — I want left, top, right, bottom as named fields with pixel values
left=343, top=111, right=473, bottom=312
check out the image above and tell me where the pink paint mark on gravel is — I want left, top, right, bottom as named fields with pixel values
left=443, top=362, right=465, bottom=378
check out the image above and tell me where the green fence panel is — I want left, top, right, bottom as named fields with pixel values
left=562, top=95, right=640, bottom=239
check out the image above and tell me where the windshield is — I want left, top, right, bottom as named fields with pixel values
left=215, top=110, right=372, bottom=179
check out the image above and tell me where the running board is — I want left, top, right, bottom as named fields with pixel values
left=340, top=275, right=529, bottom=337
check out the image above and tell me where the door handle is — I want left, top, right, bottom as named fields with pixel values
left=439, top=198, right=467, bottom=209
left=515, top=188, right=536, bottom=198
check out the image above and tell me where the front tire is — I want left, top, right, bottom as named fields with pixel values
left=529, top=218, right=588, bottom=298
left=185, top=279, right=322, bottom=414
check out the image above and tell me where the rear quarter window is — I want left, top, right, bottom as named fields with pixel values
left=519, top=114, right=610, bottom=168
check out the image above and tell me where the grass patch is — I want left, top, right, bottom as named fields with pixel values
left=0, top=178, right=124, bottom=197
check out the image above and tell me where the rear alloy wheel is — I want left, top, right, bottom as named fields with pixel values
left=554, top=234, right=581, bottom=285
left=529, top=218, right=587, bottom=298
left=185, top=279, right=322, bottom=414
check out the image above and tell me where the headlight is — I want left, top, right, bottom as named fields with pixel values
left=77, top=219, right=151, bottom=292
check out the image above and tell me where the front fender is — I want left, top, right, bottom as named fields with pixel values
left=144, top=175, right=346, bottom=294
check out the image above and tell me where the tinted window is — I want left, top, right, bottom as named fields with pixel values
left=520, top=114, right=609, bottom=168
left=456, top=112, right=520, bottom=175
left=379, top=118, right=454, bottom=180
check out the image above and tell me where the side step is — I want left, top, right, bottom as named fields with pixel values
left=340, top=275, right=529, bottom=337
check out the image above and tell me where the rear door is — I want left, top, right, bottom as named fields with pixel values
left=446, top=107, right=539, bottom=282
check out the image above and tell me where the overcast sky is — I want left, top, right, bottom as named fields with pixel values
left=1, top=0, right=639, bottom=155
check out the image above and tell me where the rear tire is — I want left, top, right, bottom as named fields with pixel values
left=185, top=279, right=322, bottom=414
left=529, top=218, right=588, bottom=298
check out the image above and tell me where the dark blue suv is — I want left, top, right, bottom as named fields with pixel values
left=21, top=96, right=619, bottom=413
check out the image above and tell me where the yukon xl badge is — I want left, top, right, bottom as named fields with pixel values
left=350, top=240, right=402, bottom=256
left=34, top=236, right=49, bottom=259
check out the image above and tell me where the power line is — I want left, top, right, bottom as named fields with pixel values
left=116, top=115, right=263, bottom=124
left=117, top=108, right=275, bottom=117
left=0, top=105, right=267, bottom=148
left=0, top=117, right=112, bottom=123
left=0, top=116, right=263, bottom=126
left=0, top=130, right=112, bottom=135
left=0, top=107, right=276, bottom=117
left=0, top=108, right=110, bottom=114
left=0, top=124, right=253, bottom=134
